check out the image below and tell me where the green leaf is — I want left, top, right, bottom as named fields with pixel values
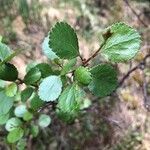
left=19, top=0, right=29, bottom=24
left=0, top=49, right=22, bottom=66
left=74, top=66, right=92, bottom=85
left=15, top=91, right=21, bottom=102
left=17, top=139, right=26, bottom=150
left=38, top=114, right=51, bottom=128
left=0, top=79, right=5, bottom=88
left=21, top=87, right=34, bottom=102
left=30, top=125, right=39, bottom=137
left=0, top=113, right=9, bottom=125
left=5, top=117, right=22, bottom=131
left=61, top=75, right=68, bottom=86
left=0, top=42, right=11, bottom=61
left=5, top=83, right=18, bottom=97
left=0, top=63, right=18, bottom=81
left=101, top=22, right=141, bottom=62
left=30, top=94, right=44, bottom=111
left=42, top=35, right=58, bottom=60
left=38, top=75, right=62, bottom=102
left=0, top=36, right=2, bottom=42
left=0, top=90, right=14, bottom=115
left=36, top=63, right=54, bottom=78
left=88, top=64, right=118, bottom=97
left=24, top=67, right=41, bottom=85
left=23, top=111, right=33, bottom=121
left=80, top=98, right=91, bottom=110
left=26, top=61, right=38, bottom=73
left=7, top=128, right=24, bottom=143
left=49, top=22, right=79, bottom=59
left=14, top=105, right=27, bottom=118
left=61, top=58, right=77, bottom=75
left=57, top=84, right=83, bottom=123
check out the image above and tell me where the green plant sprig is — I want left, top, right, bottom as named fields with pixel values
left=0, top=21, right=141, bottom=146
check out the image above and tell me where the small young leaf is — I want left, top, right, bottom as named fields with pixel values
left=7, top=128, right=24, bottom=143
left=36, top=63, right=54, bottom=78
left=17, top=139, right=26, bottom=150
left=42, top=35, right=58, bottom=60
left=14, top=105, right=27, bottom=118
left=74, top=66, right=92, bottom=85
left=5, top=117, right=22, bottom=132
left=21, top=87, right=34, bottom=102
left=49, top=22, right=79, bottom=59
left=57, top=84, right=83, bottom=123
left=61, top=58, right=77, bottom=75
left=101, top=22, right=141, bottom=62
left=0, top=63, right=18, bottom=81
left=0, top=42, right=11, bottom=61
left=30, top=94, right=44, bottom=111
left=38, top=114, right=51, bottom=128
left=0, top=113, right=9, bottom=125
left=0, top=90, right=14, bottom=115
left=30, top=125, right=39, bottom=137
left=38, top=75, right=62, bottom=102
left=5, top=83, right=18, bottom=97
left=24, top=67, right=41, bottom=85
left=80, top=98, right=92, bottom=110
left=88, top=64, right=118, bottom=97
left=23, top=111, right=33, bottom=121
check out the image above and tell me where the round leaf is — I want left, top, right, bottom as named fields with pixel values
left=7, top=128, right=24, bottom=143
left=23, top=111, right=33, bottom=121
left=14, top=105, right=27, bottom=118
left=5, top=117, right=22, bottom=132
left=24, top=67, right=41, bottom=85
left=38, top=114, right=51, bottom=128
left=0, top=63, right=18, bottom=81
left=101, top=22, right=141, bottom=62
left=38, top=75, right=62, bottom=102
left=30, top=94, right=44, bottom=110
left=49, top=22, right=79, bottom=59
left=88, top=64, right=118, bottom=97
left=74, top=66, right=92, bottom=85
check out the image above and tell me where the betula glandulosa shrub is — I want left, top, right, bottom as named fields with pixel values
left=0, top=22, right=141, bottom=147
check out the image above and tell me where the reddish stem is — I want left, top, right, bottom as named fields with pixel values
left=83, top=42, right=105, bottom=67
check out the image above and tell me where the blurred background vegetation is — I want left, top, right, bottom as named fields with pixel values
left=0, top=0, right=150, bottom=149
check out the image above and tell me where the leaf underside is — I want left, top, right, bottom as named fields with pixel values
left=38, top=75, right=62, bottom=102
